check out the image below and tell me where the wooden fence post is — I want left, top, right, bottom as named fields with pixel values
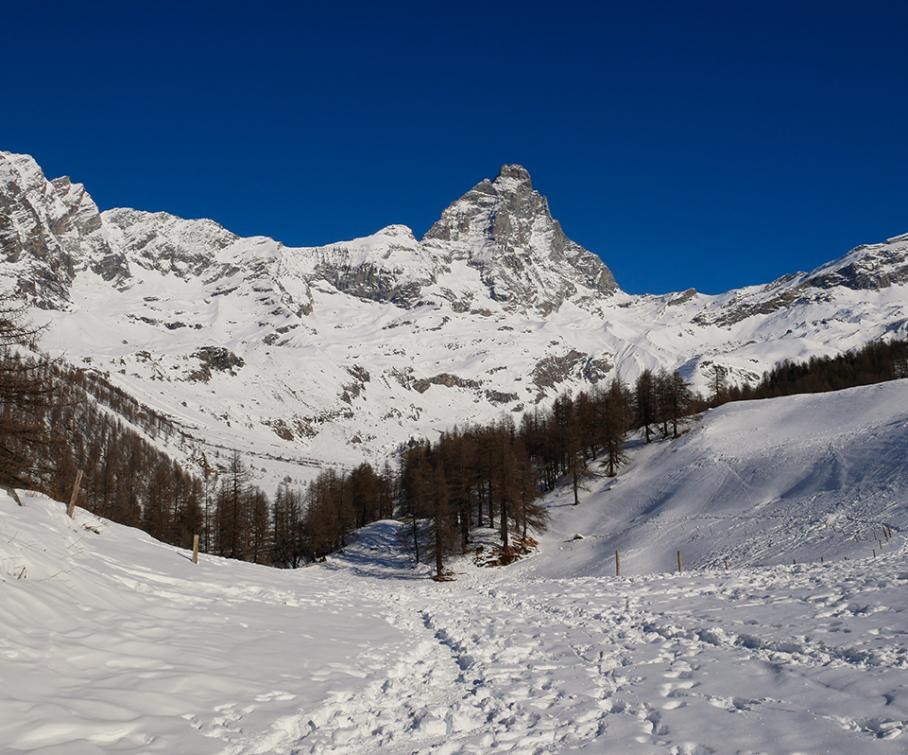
left=615, top=550, right=620, bottom=577
left=192, top=534, right=200, bottom=564
left=67, top=469, right=83, bottom=519
left=676, top=550, right=683, bottom=573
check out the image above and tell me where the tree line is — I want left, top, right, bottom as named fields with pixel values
left=715, top=338, right=908, bottom=403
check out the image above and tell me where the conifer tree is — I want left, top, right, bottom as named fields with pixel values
left=635, top=369, right=656, bottom=443
left=600, top=377, right=631, bottom=476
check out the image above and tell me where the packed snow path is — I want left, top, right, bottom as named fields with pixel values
left=3, top=492, right=908, bottom=753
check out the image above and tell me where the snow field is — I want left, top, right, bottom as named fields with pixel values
left=0, top=494, right=406, bottom=754
left=4, top=494, right=908, bottom=752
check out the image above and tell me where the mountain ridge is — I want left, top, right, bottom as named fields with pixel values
left=2, top=149, right=907, bottom=487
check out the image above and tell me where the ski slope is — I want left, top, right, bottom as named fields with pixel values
left=3, top=383, right=908, bottom=753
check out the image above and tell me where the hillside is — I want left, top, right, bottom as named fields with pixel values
left=3, top=151, right=908, bottom=487
left=0, top=489, right=409, bottom=753
left=3, top=382, right=908, bottom=752
left=527, top=379, right=908, bottom=578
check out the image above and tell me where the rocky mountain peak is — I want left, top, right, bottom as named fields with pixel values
left=423, top=164, right=618, bottom=313
left=0, top=151, right=129, bottom=306
left=495, top=163, right=532, bottom=187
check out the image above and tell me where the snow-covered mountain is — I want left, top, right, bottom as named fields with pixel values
left=2, top=150, right=907, bottom=486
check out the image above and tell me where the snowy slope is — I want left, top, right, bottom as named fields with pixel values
left=4, top=481, right=908, bottom=752
left=0, top=490, right=408, bottom=753
left=3, top=150, right=908, bottom=487
left=527, top=379, right=908, bottom=578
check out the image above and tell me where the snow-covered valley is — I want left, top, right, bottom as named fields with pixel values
left=4, top=381, right=908, bottom=753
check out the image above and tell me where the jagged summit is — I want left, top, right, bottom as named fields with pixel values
left=496, top=163, right=532, bottom=185
left=0, top=151, right=123, bottom=305
left=423, top=163, right=618, bottom=312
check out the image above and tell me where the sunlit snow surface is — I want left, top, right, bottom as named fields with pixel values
left=3, top=382, right=908, bottom=752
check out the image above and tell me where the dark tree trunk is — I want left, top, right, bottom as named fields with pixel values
left=435, top=520, right=444, bottom=578
left=500, top=496, right=509, bottom=551
left=571, top=454, right=580, bottom=506
left=487, top=480, right=494, bottom=529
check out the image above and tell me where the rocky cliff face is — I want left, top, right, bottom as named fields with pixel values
left=303, top=224, right=437, bottom=309
left=0, top=153, right=118, bottom=307
left=692, top=233, right=908, bottom=328
left=804, top=233, right=908, bottom=291
left=2, top=149, right=907, bottom=488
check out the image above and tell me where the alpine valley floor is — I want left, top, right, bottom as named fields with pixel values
left=3, top=382, right=908, bottom=753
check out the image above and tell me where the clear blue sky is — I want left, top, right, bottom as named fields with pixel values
left=3, top=2, right=906, bottom=294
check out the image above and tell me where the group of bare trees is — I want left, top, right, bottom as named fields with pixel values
left=516, top=371, right=690, bottom=508
left=0, top=296, right=51, bottom=492
left=398, top=422, right=545, bottom=578
left=633, top=368, right=692, bottom=442
left=389, top=371, right=691, bottom=578
left=293, top=463, right=395, bottom=562
left=207, top=452, right=271, bottom=562
left=198, top=458, right=398, bottom=568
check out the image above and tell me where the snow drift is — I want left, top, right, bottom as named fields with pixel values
left=0, top=490, right=406, bottom=753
